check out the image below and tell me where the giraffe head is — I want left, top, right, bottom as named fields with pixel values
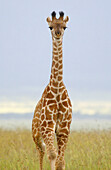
left=46, top=11, right=69, bottom=40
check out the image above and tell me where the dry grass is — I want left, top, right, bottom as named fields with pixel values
left=0, top=129, right=111, bottom=170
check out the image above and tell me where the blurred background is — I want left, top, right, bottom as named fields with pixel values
left=0, top=0, right=111, bottom=130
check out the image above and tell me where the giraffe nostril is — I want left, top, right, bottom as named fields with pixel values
left=56, top=31, right=61, bottom=36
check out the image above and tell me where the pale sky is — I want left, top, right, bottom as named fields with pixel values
left=0, top=0, right=111, bottom=114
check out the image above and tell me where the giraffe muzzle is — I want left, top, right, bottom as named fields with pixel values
left=55, top=31, right=61, bottom=38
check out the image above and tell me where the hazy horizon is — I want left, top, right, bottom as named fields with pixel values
left=0, top=112, right=111, bottom=131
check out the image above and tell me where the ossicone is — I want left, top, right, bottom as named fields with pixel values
left=46, top=11, right=69, bottom=24
left=59, top=11, right=64, bottom=17
left=51, top=11, right=56, bottom=18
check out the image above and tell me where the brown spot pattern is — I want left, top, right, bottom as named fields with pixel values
left=54, top=73, right=58, bottom=79
left=59, top=82, right=64, bottom=87
left=59, top=59, right=62, bottom=64
left=33, top=118, right=38, bottom=123
left=53, top=42, right=57, bottom=47
left=35, top=122, right=38, bottom=128
left=59, top=71, right=63, bottom=75
left=53, top=52, right=58, bottom=55
left=59, top=65, right=62, bottom=69
left=67, top=114, right=72, bottom=120
left=65, top=111, right=68, bottom=119
left=45, top=108, right=52, bottom=120
left=61, top=91, right=66, bottom=100
left=58, top=76, right=62, bottom=81
left=50, top=74, right=52, bottom=79
left=35, top=113, right=39, bottom=118
left=47, top=92, right=54, bottom=98
left=53, top=80, right=58, bottom=87
left=52, top=61, right=55, bottom=67
left=62, top=101, right=68, bottom=107
left=58, top=47, right=62, bottom=51
left=59, top=103, right=66, bottom=112
left=42, top=108, right=44, bottom=113
left=59, top=87, right=65, bottom=93
left=47, top=85, right=50, bottom=92
left=58, top=112, right=63, bottom=121
left=56, top=95, right=60, bottom=102
left=60, top=122, right=67, bottom=128
left=41, top=127, right=45, bottom=131
left=33, top=129, right=37, bottom=136
left=48, top=121, right=54, bottom=128
left=68, top=98, right=72, bottom=107
left=60, top=128, right=68, bottom=135
left=43, top=99, right=47, bottom=107
left=41, top=121, right=46, bottom=127
left=49, top=104, right=57, bottom=111
left=51, top=87, right=57, bottom=93
left=47, top=99, right=56, bottom=105
left=41, top=114, right=45, bottom=121
left=55, top=57, right=58, bottom=61
left=53, top=114, right=57, bottom=122
left=68, top=122, right=71, bottom=129
left=55, top=63, right=58, bottom=68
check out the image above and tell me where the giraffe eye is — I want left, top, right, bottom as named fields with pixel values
left=63, top=27, right=67, bottom=30
left=49, top=27, right=53, bottom=30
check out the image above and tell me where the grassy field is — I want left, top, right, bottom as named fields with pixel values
left=0, top=129, right=111, bottom=170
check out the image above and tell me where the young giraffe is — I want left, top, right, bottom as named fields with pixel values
left=32, top=11, right=72, bottom=170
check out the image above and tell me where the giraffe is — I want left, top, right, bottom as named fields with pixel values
left=32, top=11, right=72, bottom=170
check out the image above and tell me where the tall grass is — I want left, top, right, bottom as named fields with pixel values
left=0, top=129, right=111, bottom=170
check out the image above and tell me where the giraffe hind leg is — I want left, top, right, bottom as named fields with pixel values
left=55, top=129, right=69, bottom=170
left=42, top=129, right=57, bottom=170
left=33, top=133, right=45, bottom=170
left=32, top=99, right=45, bottom=169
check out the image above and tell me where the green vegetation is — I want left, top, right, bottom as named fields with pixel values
left=0, top=130, right=111, bottom=170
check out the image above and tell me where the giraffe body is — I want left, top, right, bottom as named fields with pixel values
left=32, top=11, right=72, bottom=170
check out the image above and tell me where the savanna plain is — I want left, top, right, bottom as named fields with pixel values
left=0, top=129, right=111, bottom=170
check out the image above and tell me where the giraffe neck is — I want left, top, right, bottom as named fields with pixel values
left=50, top=37, right=63, bottom=88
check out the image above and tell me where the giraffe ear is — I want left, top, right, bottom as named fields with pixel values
left=64, top=16, right=69, bottom=23
left=46, top=17, right=52, bottom=24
